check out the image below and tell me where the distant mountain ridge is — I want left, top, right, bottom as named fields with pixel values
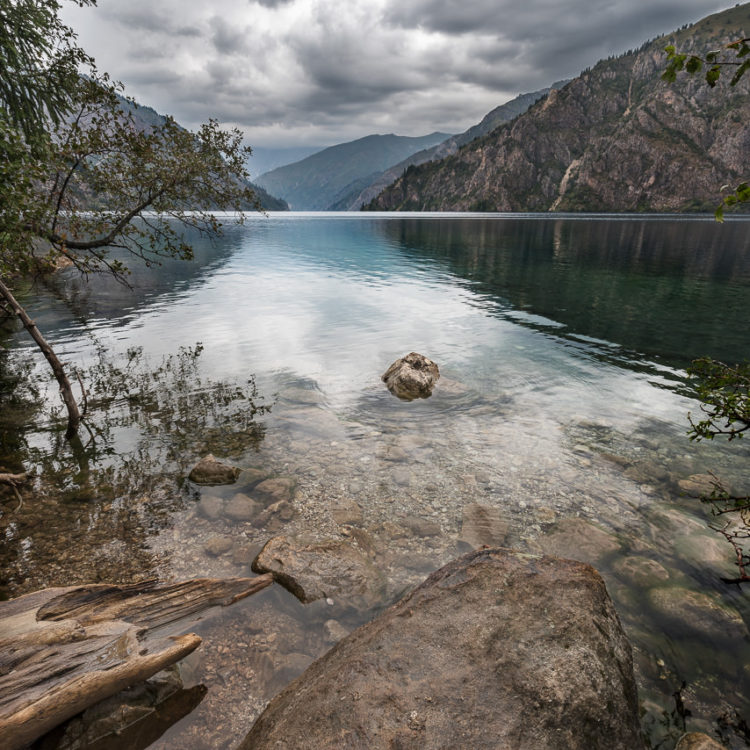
left=247, top=145, right=325, bottom=179
left=254, top=132, right=450, bottom=210
left=366, top=5, right=750, bottom=213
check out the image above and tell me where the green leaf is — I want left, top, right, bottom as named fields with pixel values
left=730, top=60, right=750, bottom=86
left=685, top=56, right=703, bottom=74
left=706, top=66, right=721, bottom=87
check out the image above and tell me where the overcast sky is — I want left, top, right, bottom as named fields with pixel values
left=61, top=0, right=733, bottom=150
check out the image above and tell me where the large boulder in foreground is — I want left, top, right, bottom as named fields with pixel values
left=240, top=548, right=643, bottom=750
left=381, top=352, right=440, bottom=400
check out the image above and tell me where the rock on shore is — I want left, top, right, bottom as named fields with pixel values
left=240, top=547, right=643, bottom=750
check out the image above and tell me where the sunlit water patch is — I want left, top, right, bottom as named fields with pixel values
left=1, top=213, right=749, bottom=749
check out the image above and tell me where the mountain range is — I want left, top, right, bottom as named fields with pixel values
left=254, top=132, right=451, bottom=210
left=365, top=4, right=750, bottom=213
left=327, top=82, right=569, bottom=211
left=252, top=83, right=572, bottom=211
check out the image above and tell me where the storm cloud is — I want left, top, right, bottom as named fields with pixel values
left=62, top=0, right=732, bottom=148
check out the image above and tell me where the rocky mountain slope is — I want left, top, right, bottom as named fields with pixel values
left=366, top=5, right=750, bottom=213
left=332, top=84, right=568, bottom=211
left=254, top=132, right=449, bottom=210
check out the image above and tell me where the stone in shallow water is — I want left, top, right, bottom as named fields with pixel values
left=612, top=556, right=670, bottom=587
left=204, top=535, right=234, bottom=557
left=252, top=535, right=386, bottom=610
left=647, top=587, right=746, bottom=641
left=677, top=474, right=720, bottom=497
left=236, top=468, right=269, bottom=491
left=323, top=619, right=350, bottom=643
left=672, top=532, right=735, bottom=576
left=330, top=498, right=363, bottom=526
left=188, top=454, right=239, bottom=485
left=224, top=493, right=261, bottom=522
left=232, top=542, right=263, bottom=566
left=390, top=467, right=412, bottom=487
left=198, top=495, right=224, bottom=521
left=528, top=517, right=621, bottom=564
left=252, top=500, right=295, bottom=528
left=377, top=444, right=409, bottom=462
left=401, top=515, right=441, bottom=538
left=239, top=548, right=643, bottom=750
left=254, top=477, right=295, bottom=506
left=381, top=352, right=440, bottom=400
left=458, top=503, right=509, bottom=549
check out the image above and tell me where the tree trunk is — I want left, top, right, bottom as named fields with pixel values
left=0, top=276, right=81, bottom=438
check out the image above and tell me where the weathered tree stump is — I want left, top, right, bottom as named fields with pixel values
left=0, top=576, right=272, bottom=750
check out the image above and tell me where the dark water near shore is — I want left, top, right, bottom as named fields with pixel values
left=1, top=213, right=749, bottom=749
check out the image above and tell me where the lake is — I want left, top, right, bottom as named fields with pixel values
left=1, top=212, right=749, bottom=749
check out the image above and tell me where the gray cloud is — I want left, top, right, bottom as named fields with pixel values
left=253, top=0, right=294, bottom=7
left=62, top=0, right=731, bottom=148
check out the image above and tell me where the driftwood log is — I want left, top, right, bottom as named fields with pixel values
left=0, top=472, right=27, bottom=487
left=0, top=576, right=272, bottom=750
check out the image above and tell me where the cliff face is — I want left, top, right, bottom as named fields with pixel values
left=367, top=5, right=750, bottom=213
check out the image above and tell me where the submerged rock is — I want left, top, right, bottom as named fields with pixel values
left=232, top=542, right=263, bottom=566
left=458, top=502, right=509, bottom=549
left=254, top=477, right=295, bottom=506
left=224, top=493, right=261, bottom=522
left=647, top=587, right=746, bottom=641
left=528, top=517, right=621, bottom=564
left=401, top=515, right=441, bottom=537
left=612, top=556, right=670, bottom=587
left=323, top=619, right=350, bottom=643
left=381, top=352, right=440, bottom=400
left=251, top=535, right=386, bottom=610
left=236, top=468, right=269, bottom=490
left=197, top=495, right=224, bottom=521
left=677, top=474, right=720, bottom=497
left=330, top=498, right=364, bottom=526
left=188, top=455, right=240, bottom=485
left=252, top=499, right=295, bottom=528
left=240, top=548, right=643, bottom=750
left=203, top=535, right=233, bottom=557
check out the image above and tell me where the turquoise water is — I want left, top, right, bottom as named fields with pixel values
left=1, top=213, right=749, bottom=749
